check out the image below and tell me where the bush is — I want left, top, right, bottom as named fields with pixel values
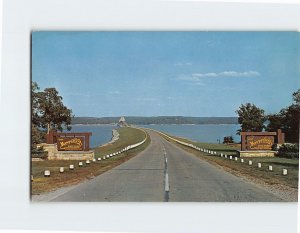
left=31, top=124, right=46, bottom=150
left=271, top=143, right=280, bottom=151
left=31, top=147, right=48, bottom=159
left=276, top=143, right=299, bottom=159
left=223, top=136, right=234, bottom=144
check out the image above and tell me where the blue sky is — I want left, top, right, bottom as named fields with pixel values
left=32, top=31, right=300, bottom=117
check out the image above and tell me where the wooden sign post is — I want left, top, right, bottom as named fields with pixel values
left=46, top=131, right=92, bottom=151
left=239, top=129, right=285, bottom=157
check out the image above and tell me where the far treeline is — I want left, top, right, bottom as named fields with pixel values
left=72, top=116, right=239, bottom=125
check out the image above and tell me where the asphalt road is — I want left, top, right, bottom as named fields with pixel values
left=50, top=130, right=282, bottom=202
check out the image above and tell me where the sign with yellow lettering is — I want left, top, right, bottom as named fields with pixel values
left=246, top=136, right=274, bottom=150
left=57, top=137, right=84, bottom=151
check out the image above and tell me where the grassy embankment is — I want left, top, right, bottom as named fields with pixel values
left=161, top=133, right=298, bottom=189
left=31, top=127, right=150, bottom=195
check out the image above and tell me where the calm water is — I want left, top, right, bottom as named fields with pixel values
left=140, top=124, right=241, bottom=143
left=66, top=124, right=240, bottom=148
left=67, top=124, right=117, bottom=148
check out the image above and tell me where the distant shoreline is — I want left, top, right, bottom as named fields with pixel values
left=71, top=123, right=117, bottom=126
left=72, top=116, right=238, bottom=125
left=72, top=123, right=239, bottom=126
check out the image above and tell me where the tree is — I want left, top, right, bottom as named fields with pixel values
left=31, top=82, right=45, bottom=149
left=235, top=103, right=265, bottom=134
left=38, top=87, right=73, bottom=133
left=265, top=113, right=283, bottom=132
left=281, top=104, right=299, bottom=142
left=31, top=82, right=73, bottom=151
left=32, top=81, right=42, bottom=126
left=267, top=89, right=300, bottom=143
left=292, top=88, right=300, bottom=105
left=31, top=82, right=73, bottom=133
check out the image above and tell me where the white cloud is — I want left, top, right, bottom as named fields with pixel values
left=176, top=75, right=199, bottom=81
left=176, top=70, right=260, bottom=82
left=192, top=70, right=260, bottom=78
left=192, top=72, right=218, bottom=78
left=174, top=62, right=192, bottom=66
left=175, top=75, right=206, bottom=86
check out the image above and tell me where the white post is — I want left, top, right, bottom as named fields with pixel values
left=241, top=159, right=244, bottom=163
left=234, top=157, right=238, bottom=161
left=283, top=169, right=288, bottom=176
left=44, top=170, right=50, bottom=177
left=229, top=156, right=232, bottom=160
left=257, top=163, right=261, bottom=168
left=248, top=161, right=252, bottom=166
left=225, top=155, right=227, bottom=158
left=59, top=167, right=64, bottom=173
left=269, top=165, right=273, bottom=171
left=92, top=158, right=96, bottom=162
left=97, top=158, right=101, bottom=161
left=69, top=164, right=74, bottom=170
left=86, top=160, right=90, bottom=165
left=79, top=162, right=83, bottom=167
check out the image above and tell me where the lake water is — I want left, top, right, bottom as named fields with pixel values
left=67, top=124, right=117, bottom=148
left=139, top=124, right=241, bottom=143
left=67, top=124, right=240, bottom=148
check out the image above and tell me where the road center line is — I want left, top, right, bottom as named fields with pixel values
left=163, top=145, right=170, bottom=201
left=165, top=173, right=169, bottom=192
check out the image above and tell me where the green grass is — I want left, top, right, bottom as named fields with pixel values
left=162, top=133, right=240, bottom=155
left=93, top=127, right=148, bottom=158
left=31, top=127, right=150, bottom=195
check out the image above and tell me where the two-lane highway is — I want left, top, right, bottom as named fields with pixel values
left=50, top=130, right=282, bottom=202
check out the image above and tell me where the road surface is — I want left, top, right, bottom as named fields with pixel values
left=50, top=130, right=282, bottom=202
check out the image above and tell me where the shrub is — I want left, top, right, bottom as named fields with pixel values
left=223, top=136, right=234, bottom=144
left=31, top=146, right=48, bottom=159
left=31, top=124, right=46, bottom=150
left=276, top=143, right=299, bottom=159
left=271, top=143, right=280, bottom=151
